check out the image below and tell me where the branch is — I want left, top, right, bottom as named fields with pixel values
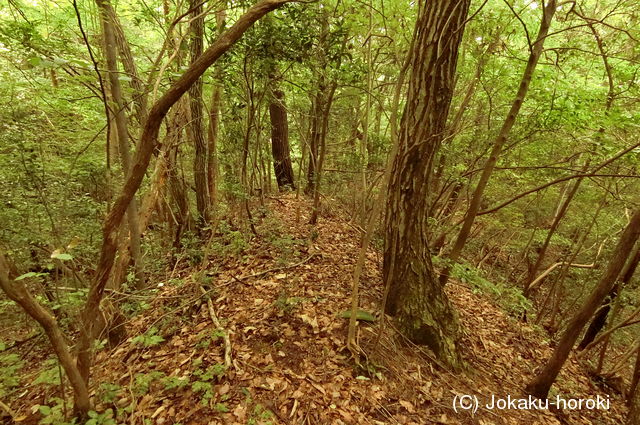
left=0, top=252, right=90, bottom=414
left=478, top=141, right=640, bottom=216
left=76, top=0, right=294, bottom=385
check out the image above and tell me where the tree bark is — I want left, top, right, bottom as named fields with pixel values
left=75, top=0, right=290, bottom=396
left=439, top=0, right=558, bottom=285
left=0, top=253, right=91, bottom=417
left=305, top=12, right=329, bottom=195
left=526, top=208, right=640, bottom=399
left=383, top=0, right=471, bottom=371
left=189, top=0, right=210, bottom=230
left=207, top=6, right=226, bottom=211
left=629, top=382, right=640, bottom=425
left=109, top=4, right=148, bottom=125
left=269, top=86, right=296, bottom=190
left=309, top=82, right=336, bottom=224
left=97, top=0, right=146, bottom=287
left=577, top=240, right=640, bottom=350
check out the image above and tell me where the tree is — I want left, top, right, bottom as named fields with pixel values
left=269, top=84, right=296, bottom=190
left=526, top=208, right=640, bottom=399
left=0, top=0, right=292, bottom=418
left=96, top=0, right=145, bottom=287
left=438, top=0, right=558, bottom=286
left=189, top=0, right=211, bottom=229
left=383, top=0, right=471, bottom=370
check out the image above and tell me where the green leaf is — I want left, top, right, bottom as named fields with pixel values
left=15, top=271, right=37, bottom=281
left=51, top=252, right=73, bottom=261
left=338, top=309, right=376, bottom=322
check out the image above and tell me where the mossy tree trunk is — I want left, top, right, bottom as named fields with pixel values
left=383, top=0, right=471, bottom=371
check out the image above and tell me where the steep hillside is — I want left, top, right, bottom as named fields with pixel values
left=3, top=195, right=627, bottom=424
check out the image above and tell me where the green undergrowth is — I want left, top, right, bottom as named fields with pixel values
left=435, top=257, right=531, bottom=318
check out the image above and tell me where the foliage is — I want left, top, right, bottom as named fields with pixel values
left=131, top=327, right=165, bottom=347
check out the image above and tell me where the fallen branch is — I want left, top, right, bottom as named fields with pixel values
left=528, top=261, right=596, bottom=291
left=198, top=285, right=233, bottom=370
left=231, top=254, right=316, bottom=281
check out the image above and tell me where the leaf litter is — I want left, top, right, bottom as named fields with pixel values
left=6, top=194, right=628, bottom=425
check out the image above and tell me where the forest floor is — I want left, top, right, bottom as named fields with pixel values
left=2, top=194, right=630, bottom=425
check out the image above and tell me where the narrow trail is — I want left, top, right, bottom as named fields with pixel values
left=12, top=194, right=626, bottom=424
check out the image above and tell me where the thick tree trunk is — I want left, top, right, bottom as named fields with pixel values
left=439, top=0, right=558, bottom=285
left=526, top=208, right=640, bottom=399
left=97, top=0, right=145, bottom=288
left=269, top=86, right=296, bottom=190
left=629, top=385, right=640, bottom=425
left=75, top=0, right=289, bottom=399
left=383, top=0, right=471, bottom=371
left=189, top=0, right=210, bottom=229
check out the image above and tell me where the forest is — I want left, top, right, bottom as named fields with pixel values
left=1, top=0, right=640, bottom=423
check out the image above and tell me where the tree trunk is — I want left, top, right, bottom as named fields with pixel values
left=524, top=163, right=587, bottom=295
left=629, top=345, right=640, bottom=412
left=309, top=83, right=336, bottom=225
left=383, top=0, right=471, bottom=371
left=439, top=0, right=558, bottom=285
left=0, top=253, right=91, bottom=418
left=577, top=240, right=640, bottom=350
left=526, top=208, right=640, bottom=399
left=269, top=86, right=296, bottom=190
left=189, top=0, right=210, bottom=230
left=97, top=0, right=145, bottom=287
left=306, top=78, right=325, bottom=194
left=629, top=384, right=640, bottom=425
left=109, top=4, right=147, bottom=125
left=75, top=0, right=289, bottom=398
left=305, top=12, right=328, bottom=195
left=207, top=5, right=226, bottom=212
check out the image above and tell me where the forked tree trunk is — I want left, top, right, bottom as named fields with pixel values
left=309, top=83, right=336, bottom=225
left=189, top=0, right=210, bottom=230
left=0, top=253, right=90, bottom=416
left=439, top=0, right=558, bottom=286
left=305, top=12, right=328, bottom=195
left=269, top=86, right=296, bottom=190
left=526, top=208, right=640, bottom=399
left=306, top=79, right=325, bottom=194
left=383, top=0, right=471, bottom=371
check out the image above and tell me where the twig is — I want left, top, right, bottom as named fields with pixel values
left=232, top=254, right=316, bottom=281
left=0, top=399, right=16, bottom=420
